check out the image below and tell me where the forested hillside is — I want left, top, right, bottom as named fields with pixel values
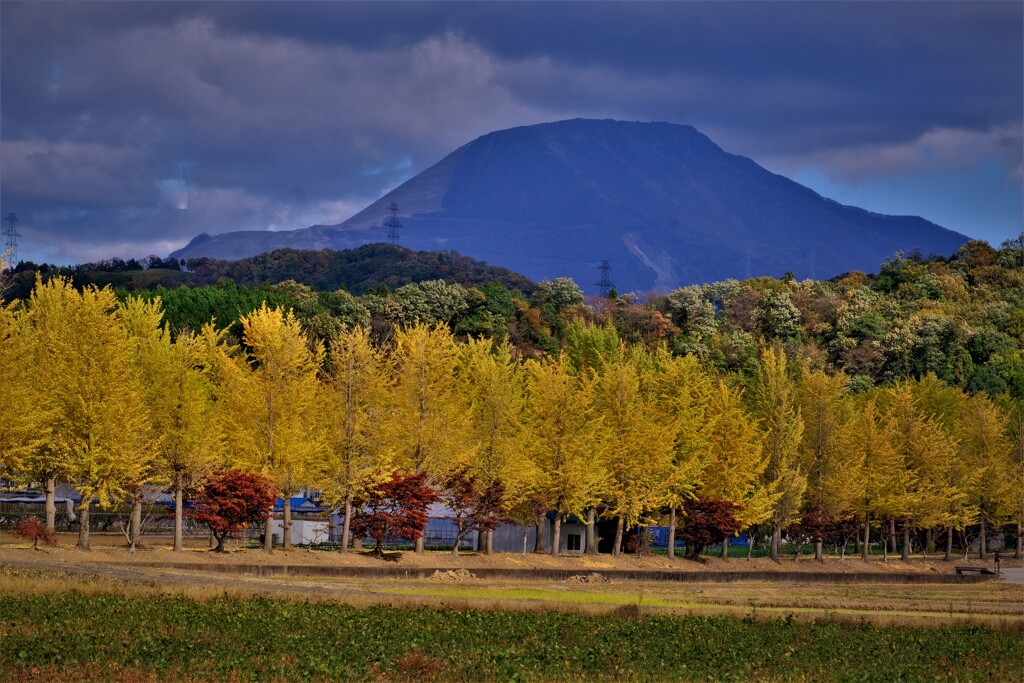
left=1, top=244, right=536, bottom=301
left=1, top=236, right=1022, bottom=560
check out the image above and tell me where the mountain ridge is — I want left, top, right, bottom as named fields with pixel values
left=172, top=119, right=969, bottom=291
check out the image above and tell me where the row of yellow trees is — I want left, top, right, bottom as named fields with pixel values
left=1, top=276, right=1022, bottom=558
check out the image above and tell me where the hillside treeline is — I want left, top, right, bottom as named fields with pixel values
left=1, top=261, right=1021, bottom=560
left=4, top=238, right=1022, bottom=404
left=1, top=244, right=536, bottom=299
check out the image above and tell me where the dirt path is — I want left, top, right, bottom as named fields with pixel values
left=999, top=567, right=1024, bottom=585
left=3, top=551, right=1021, bottom=626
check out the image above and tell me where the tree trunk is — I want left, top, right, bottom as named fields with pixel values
left=534, top=512, right=547, bottom=554
left=551, top=513, right=561, bottom=557
left=214, top=531, right=226, bottom=553
left=814, top=540, right=823, bottom=562
left=77, top=504, right=91, bottom=551
left=746, top=532, right=754, bottom=561
left=1015, top=522, right=1022, bottom=560
left=770, top=524, right=781, bottom=563
left=45, top=477, right=56, bottom=532
left=666, top=508, right=676, bottom=561
left=173, top=486, right=184, bottom=552
left=901, top=522, right=910, bottom=561
left=129, top=498, right=143, bottom=552
left=979, top=519, right=988, bottom=561
left=340, top=496, right=352, bottom=554
left=926, top=528, right=934, bottom=557
left=612, top=517, right=624, bottom=558
left=721, top=535, right=729, bottom=560
left=485, top=526, right=494, bottom=555
left=945, top=527, right=953, bottom=561
left=585, top=507, right=598, bottom=555
left=263, top=515, right=274, bottom=554
left=862, top=516, right=870, bottom=561
left=888, top=518, right=896, bottom=555
left=855, top=533, right=861, bottom=557
left=283, top=496, right=292, bottom=550
left=415, top=536, right=425, bottom=554
left=451, top=532, right=461, bottom=556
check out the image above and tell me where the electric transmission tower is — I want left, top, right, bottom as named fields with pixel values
left=384, top=202, right=403, bottom=246
left=3, top=213, right=20, bottom=265
left=595, top=259, right=615, bottom=297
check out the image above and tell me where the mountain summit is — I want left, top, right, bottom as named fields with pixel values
left=173, top=119, right=969, bottom=291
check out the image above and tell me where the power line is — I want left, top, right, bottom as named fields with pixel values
left=384, top=202, right=403, bottom=246
left=3, top=213, right=20, bottom=265
left=595, top=259, right=614, bottom=296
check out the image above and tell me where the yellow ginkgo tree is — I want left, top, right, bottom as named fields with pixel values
left=214, top=304, right=323, bottom=553
left=25, top=277, right=151, bottom=550
left=319, top=326, right=393, bottom=552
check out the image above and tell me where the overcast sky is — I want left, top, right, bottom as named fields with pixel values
left=2, top=1, right=1021, bottom=265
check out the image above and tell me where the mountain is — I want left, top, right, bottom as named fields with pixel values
left=172, top=119, right=970, bottom=292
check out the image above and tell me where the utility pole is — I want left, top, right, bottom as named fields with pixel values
left=3, top=213, right=20, bottom=265
left=384, top=202, right=403, bottom=246
left=595, top=259, right=614, bottom=297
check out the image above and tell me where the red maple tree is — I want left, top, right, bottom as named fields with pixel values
left=440, top=466, right=507, bottom=555
left=350, top=471, right=440, bottom=555
left=13, top=516, right=58, bottom=550
left=186, top=469, right=276, bottom=552
left=678, top=497, right=743, bottom=558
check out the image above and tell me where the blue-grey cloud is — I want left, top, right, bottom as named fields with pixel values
left=1, top=1, right=1020, bottom=264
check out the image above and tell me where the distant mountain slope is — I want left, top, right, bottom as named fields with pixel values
left=173, top=119, right=970, bottom=291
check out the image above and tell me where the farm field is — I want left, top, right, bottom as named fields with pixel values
left=0, top=575, right=1020, bottom=682
left=1, top=541, right=1022, bottom=681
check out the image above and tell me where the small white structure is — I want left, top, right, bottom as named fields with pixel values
left=270, top=519, right=331, bottom=546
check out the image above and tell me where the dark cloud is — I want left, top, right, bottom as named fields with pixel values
left=1, top=1, right=1020, bottom=264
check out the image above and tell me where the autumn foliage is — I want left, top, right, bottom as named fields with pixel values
left=186, top=469, right=276, bottom=552
left=440, top=466, right=508, bottom=554
left=351, top=471, right=441, bottom=555
left=679, top=497, right=743, bottom=558
left=12, top=516, right=58, bottom=549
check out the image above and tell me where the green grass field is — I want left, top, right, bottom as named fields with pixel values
left=1, top=590, right=1020, bottom=681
